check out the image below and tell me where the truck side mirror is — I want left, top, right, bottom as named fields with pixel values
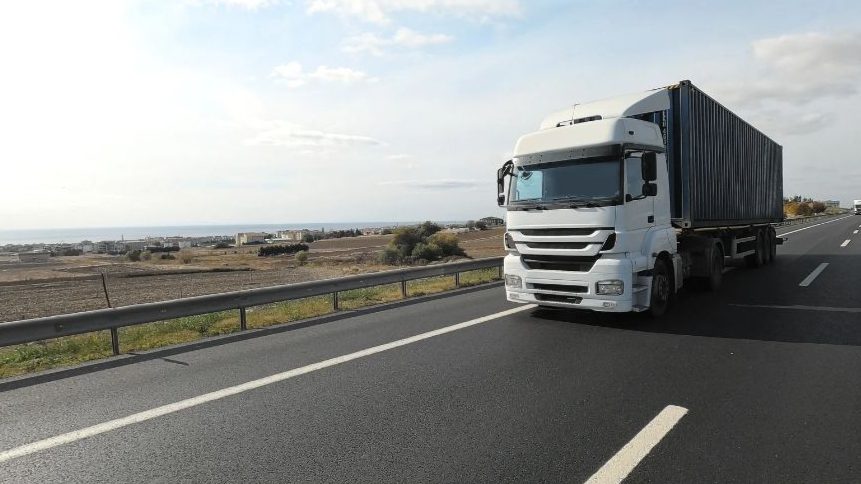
left=642, top=182, right=658, bottom=197
left=642, top=152, right=657, bottom=181
left=497, top=160, right=513, bottom=206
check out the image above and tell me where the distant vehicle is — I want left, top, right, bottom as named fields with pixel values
left=854, top=200, right=861, bottom=215
left=497, top=80, right=783, bottom=317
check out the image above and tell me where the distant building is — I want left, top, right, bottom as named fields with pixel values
left=361, top=228, right=382, bottom=236
left=0, top=252, right=19, bottom=263
left=18, top=251, right=51, bottom=263
left=235, top=232, right=267, bottom=246
left=825, top=200, right=840, bottom=208
left=479, top=216, right=504, bottom=227
left=277, top=229, right=310, bottom=242
left=118, top=240, right=147, bottom=252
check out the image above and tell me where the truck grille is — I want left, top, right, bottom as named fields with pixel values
left=535, top=294, right=582, bottom=304
left=517, top=228, right=611, bottom=236
left=522, top=242, right=591, bottom=250
left=520, top=255, right=600, bottom=272
left=529, top=283, right=587, bottom=293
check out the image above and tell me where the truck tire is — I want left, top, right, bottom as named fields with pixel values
left=745, top=231, right=765, bottom=268
left=648, top=259, right=672, bottom=318
left=762, top=230, right=773, bottom=265
left=768, top=228, right=777, bottom=263
left=704, top=245, right=724, bottom=290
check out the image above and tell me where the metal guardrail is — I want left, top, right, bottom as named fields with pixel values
left=773, top=214, right=843, bottom=228
left=0, top=257, right=504, bottom=353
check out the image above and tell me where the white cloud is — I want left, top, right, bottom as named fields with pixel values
left=306, top=0, right=520, bottom=24
left=245, top=122, right=384, bottom=147
left=379, top=179, right=481, bottom=189
left=190, top=0, right=279, bottom=9
left=343, top=27, right=453, bottom=55
left=715, top=32, right=861, bottom=108
left=270, top=62, right=376, bottom=87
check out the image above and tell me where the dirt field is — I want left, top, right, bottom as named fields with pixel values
left=0, top=228, right=505, bottom=322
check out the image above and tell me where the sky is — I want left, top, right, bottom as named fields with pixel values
left=1, top=0, right=860, bottom=229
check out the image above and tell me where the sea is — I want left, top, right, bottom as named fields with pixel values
left=0, top=221, right=465, bottom=245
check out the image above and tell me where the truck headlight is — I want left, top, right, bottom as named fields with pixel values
left=504, top=232, right=519, bottom=255
left=596, top=280, right=624, bottom=295
left=505, top=274, right=522, bottom=288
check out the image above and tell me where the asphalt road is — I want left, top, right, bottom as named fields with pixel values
left=2, top=215, right=860, bottom=483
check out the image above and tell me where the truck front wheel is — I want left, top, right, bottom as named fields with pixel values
left=648, top=259, right=672, bottom=318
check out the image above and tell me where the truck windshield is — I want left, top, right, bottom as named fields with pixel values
left=509, top=158, right=621, bottom=206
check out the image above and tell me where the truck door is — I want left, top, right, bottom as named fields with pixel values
left=623, top=156, right=655, bottom=265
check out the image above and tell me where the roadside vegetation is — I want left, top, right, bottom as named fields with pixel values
left=378, top=221, right=466, bottom=265
left=783, top=196, right=841, bottom=217
left=0, top=267, right=501, bottom=378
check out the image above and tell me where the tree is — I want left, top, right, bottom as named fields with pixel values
left=811, top=201, right=826, bottom=213
left=474, top=220, right=488, bottom=230
left=126, top=250, right=141, bottom=262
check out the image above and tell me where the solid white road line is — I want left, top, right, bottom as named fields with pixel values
left=777, top=215, right=853, bottom=237
left=841, top=240, right=851, bottom=247
left=730, top=304, right=861, bottom=314
left=854, top=230, right=859, bottom=235
left=585, top=405, right=688, bottom=484
left=798, top=263, right=829, bottom=287
left=0, top=304, right=536, bottom=464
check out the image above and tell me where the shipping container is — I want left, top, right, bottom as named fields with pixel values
left=637, top=80, right=783, bottom=228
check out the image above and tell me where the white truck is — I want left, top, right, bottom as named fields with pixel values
left=497, top=81, right=784, bottom=316
left=854, top=200, right=861, bottom=215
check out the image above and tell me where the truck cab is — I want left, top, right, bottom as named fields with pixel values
left=499, top=90, right=677, bottom=314
left=854, top=200, right=861, bottom=215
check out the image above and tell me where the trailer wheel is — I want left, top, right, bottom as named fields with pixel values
left=745, top=231, right=765, bottom=268
left=648, top=259, right=672, bottom=318
left=761, top=232, right=771, bottom=265
left=768, top=228, right=777, bottom=263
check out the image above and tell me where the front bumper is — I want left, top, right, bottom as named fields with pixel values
left=503, top=254, right=635, bottom=312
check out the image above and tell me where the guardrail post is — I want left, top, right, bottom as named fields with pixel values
left=400, top=280, right=407, bottom=298
left=110, top=328, right=120, bottom=355
left=333, top=291, right=339, bottom=311
left=497, top=265, right=503, bottom=278
left=454, top=272, right=460, bottom=288
left=239, top=307, right=247, bottom=330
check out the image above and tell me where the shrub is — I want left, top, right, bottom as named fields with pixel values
left=141, top=251, right=152, bottom=261
left=160, top=253, right=176, bottom=260
left=379, top=222, right=464, bottom=265
left=148, top=246, right=180, bottom=253
left=178, top=251, right=194, bottom=264
left=412, top=242, right=442, bottom=261
left=258, top=243, right=309, bottom=257
left=213, top=242, right=230, bottom=249
left=378, top=246, right=401, bottom=265
left=126, top=250, right=142, bottom=262
left=429, top=232, right=465, bottom=257
left=295, top=251, right=309, bottom=266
